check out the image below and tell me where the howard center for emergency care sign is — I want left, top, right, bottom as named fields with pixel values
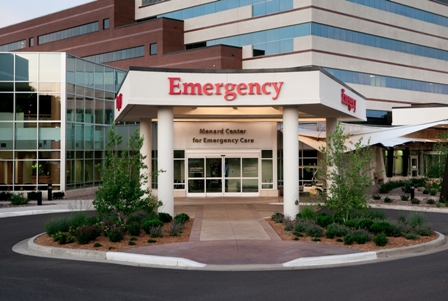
left=115, top=67, right=366, bottom=217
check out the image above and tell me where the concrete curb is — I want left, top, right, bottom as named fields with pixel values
left=23, top=232, right=446, bottom=270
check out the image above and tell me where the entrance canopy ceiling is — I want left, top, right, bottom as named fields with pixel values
left=115, top=67, right=366, bottom=122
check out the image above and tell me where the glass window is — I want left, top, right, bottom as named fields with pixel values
left=39, top=93, right=61, bottom=121
left=29, top=37, right=34, bottom=47
left=85, top=98, right=94, bottom=123
left=16, top=93, right=38, bottom=121
left=84, top=125, right=94, bottom=150
left=103, top=18, right=110, bottom=30
left=38, top=123, right=61, bottom=150
left=15, top=53, right=38, bottom=81
left=0, top=123, right=13, bottom=149
left=150, top=43, right=157, bottom=55
left=75, top=97, right=84, bottom=122
left=39, top=53, right=61, bottom=82
left=0, top=93, right=14, bottom=120
left=15, top=122, right=37, bottom=149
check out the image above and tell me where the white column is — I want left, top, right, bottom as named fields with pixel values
left=326, top=118, right=338, bottom=197
left=283, top=106, right=299, bottom=217
left=157, top=107, right=174, bottom=216
left=140, top=118, right=152, bottom=191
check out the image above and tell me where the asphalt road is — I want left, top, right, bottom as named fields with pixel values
left=1, top=211, right=447, bottom=301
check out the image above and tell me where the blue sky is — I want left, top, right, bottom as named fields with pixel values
left=0, top=0, right=95, bottom=28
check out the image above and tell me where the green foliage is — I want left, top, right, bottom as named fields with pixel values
left=316, top=213, right=334, bottom=228
left=174, top=213, right=190, bottom=225
left=343, top=233, right=355, bottom=245
left=296, top=207, right=316, bottom=221
left=271, top=212, right=284, bottom=223
left=384, top=196, right=394, bottom=203
left=425, top=132, right=448, bottom=179
left=169, top=223, right=183, bottom=236
left=93, top=243, right=102, bottom=247
left=411, top=198, right=420, bottom=204
left=45, top=216, right=71, bottom=236
left=75, top=225, right=100, bottom=244
left=27, top=191, right=41, bottom=201
left=70, top=212, right=89, bottom=228
left=93, top=124, right=161, bottom=224
left=292, top=221, right=308, bottom=236
left=150, top=226, right=164, bottom=238
left=128, top=240, right=136, bottom=246
left=10, top=193, right=30, bottom=205
left=158, top=212, right=173, bottom=223
left=429, top=189, right=437, bottom=196
left=0, top=191, right=12, bottom=201
left=426, top=199, right=436, bottom=205
left=305, top=224, right=324, bottom=237
left=325, top=223, right=349, bottom=238
left=344, top=219, right=358, bottom=229
left=319, top=121, right=374, bottom=221
left=51, top=231, right=75, bottom=245
left=414, top=224, right=432, bottom=236
left=368, top=209, right=386, bottom=220
left=370, top=221, right=394, bottom=236
left=52, top=191, right=65, bottom=200
left=373, top=233, right=388, bottom=246
left=352, top=229, right=370, bottom=244
left=405, top=233, right=419, bottom=240
left=142, top=219, right=164, bottom=234
left=127, top=222, right=141, bottom=236
left=400, top=195, right=409, bottom=201
left=283, top=216, right=294, bottom=231
left=372, top=194, right=381, bottom=200
left=379, top=180, right=405, bottom=194
left=357, top=218, right=373, bottom=231
left=107, top=226, right=125, bottom=242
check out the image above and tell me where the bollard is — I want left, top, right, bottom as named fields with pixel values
left=48, top=183, right=53, bottom=201
left=410, top=185, right=415, bottom=200
left=37, top=191, right=42, bottom=206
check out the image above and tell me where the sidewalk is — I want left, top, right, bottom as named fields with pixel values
left=5, top=197, right=448, bottom=270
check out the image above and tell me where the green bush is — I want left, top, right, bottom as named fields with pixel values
left=10, top=193, right=30, bottom=205
left=326, top=223, right=349, bottom=238
left=150, top=226, right=163, bottom=238
left=357, top=218, right=373, bottom=231
left=142, top=219, right=164, bottom=234
left=158, top=212, right=173, bottom=223
left=368, top=209, right=386, bottom=220
left=169, top=223, right=183, bottom=236
left=405, top=233, right=419, bottom=240
left=426, top=199, right=436, bottom=205
left=379, top=180, right=404, bottom=193
left=423, top=189, right=429, bottom=195
left=430, top=189, right=437, bottom=196
left=370, top=221, right=394, bottom=235
left=108, top=227, right=125, bottom=242
left=293, top=221, right=308, bottom=236
left=75, top=225, right=100, bottom=244
left=45, top=216, right=71, bottom=236
left=352, top=229, right=370, bottom=244
left=0, top=191, right=12, bottom=201
left=305, top=224, right=324, bottom=237
left=344, top=219, right=358, bottom=229
left=283, top=216, right=294, bottom=231
left=69, top=212, right=89, bottom=228
left=52, top=231, right=75, bottom=245
left=384, top=196, right=394, bottom=203
left=296, top=207, right=316, bottom=221
left=372, top=194, right=381, bottom=200
left=343, top=233, right=355, bottom=245
left=27, top=191, right=41, bottom=201
left=271, top=211, right=284, bottom=223
left=411, top=198, right=420, bottom=204
left=406, top=212, right=426, bottom=228
left=414, top=224, right=432, bottom=236
left=127, top=222, right=141, bottom=236
left=316, top=213, right=334, bottom=228
left=400, top=195, right=409, bottom=201
left=52, top=191, right=65, bottom=200
left=373, top=233, right=388, bottom=246
left=174, top=213, right=190, bottom=225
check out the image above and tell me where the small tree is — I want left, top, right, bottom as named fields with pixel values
left=319, top=121, right=374, bottom=221
left=425, top=132, right=448, bottom=180
left=93, top=124, right=161, bottom=223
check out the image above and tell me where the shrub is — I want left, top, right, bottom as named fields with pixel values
left=370, top=221, right=394, bottom=235
left=352, top=229, right=370, bottom=244
left=93, top=242, right=102, bottom=247
left=405, top=233, right=419, bottom=240
left=372, top=194, right=381, bottom=200
left=296, top=207, right=316, bottom=221
left=411, top=198, right=420, bottom=204
left=27, top=191, right=41, bottom=201
left=423, top=189, right=429, bottom=194
left=150, top=226, right=163, bottom=238
left=343, top=233, right=355, bottom=245
left=426, top=199, right=436, bottom=205
left=400, top=195, right=409, bottom=201
left=326, top=223, right=349, bottom=238
left=174, top=213, right=190, bottom=225
left=75, top=225, right=100, bottom=244
left=52, top=191, right=65, bottom=200
left=69, top=212, right=89, bottom=229
left=316, top=213, right=334, bottom=228
left=107, top=226, right=125, bottom=242
left=305, top=224, right=324, bottom=237
left=169, top=223, right=183, bottom=236
left=406, top=212, right=426, bottom=228
left=10, top=193, right=30, bottom=205
left=127, top=222, right=141, bottom=236
left=374, top=233, right=388, bottom=246
left=357, top=218, right=373, bottom=231
left=312, top=237, right=321, bottom=242
left=344, top=220, right=358, bottom=229
left=384, top=196, right=394, bottom=203
left=158, top=212, right=173, bottom=223
left=293, top=221, right=308, bottom=236
left=0, top=191, right=12, bottom=201
left=128, top=241, right=136, bottom=246
left=414, top=224, right=432, bottom=236
left=283, top=216, right=294, bottom=231
left=368, top=209, right=386, bottom=220
left=271, top=212, right=284, bottom=223
left=52, top=231, right=75, bottom=245
left=45, top=216, right=71, bottom=236
left=430, top=189, right=437, bottom=196
left=142, top=219, right=164, bottom=234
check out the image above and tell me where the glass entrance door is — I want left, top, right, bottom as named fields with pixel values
left=187, top=154, right=259, bottom=196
